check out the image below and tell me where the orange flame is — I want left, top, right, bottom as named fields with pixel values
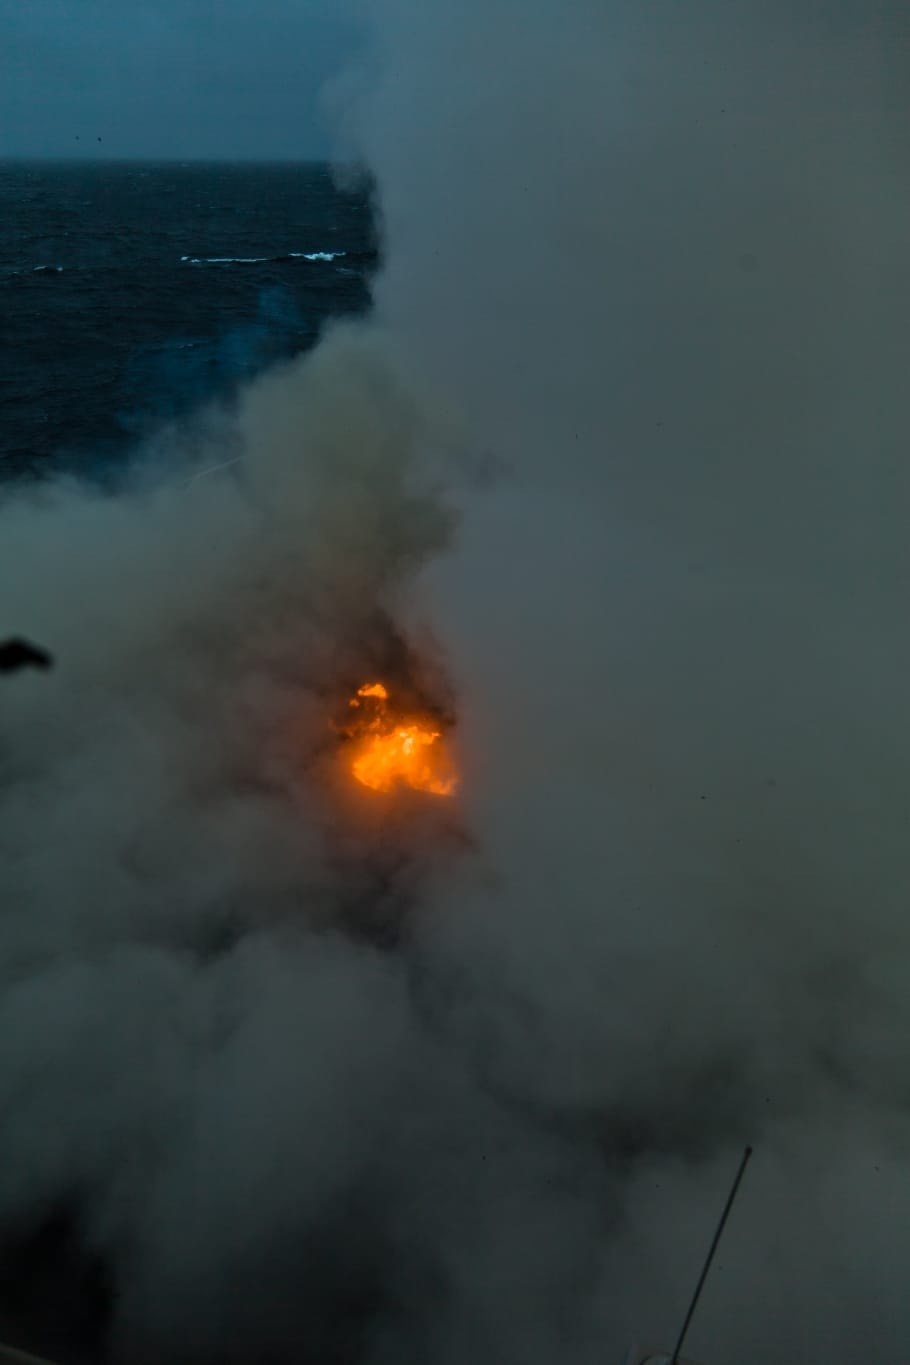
left=353, top=683, right=388, bottom=701
left=342, top=682, right=457, bottom=796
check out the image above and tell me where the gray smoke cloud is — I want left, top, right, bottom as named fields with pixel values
left=2, top=2, right=910, bottom=1363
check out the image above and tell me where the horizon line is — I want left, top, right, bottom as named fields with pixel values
left=0, top=154, right=366, bottom=168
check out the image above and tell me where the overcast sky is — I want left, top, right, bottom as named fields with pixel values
left=0, top=0, right=355, bottom=159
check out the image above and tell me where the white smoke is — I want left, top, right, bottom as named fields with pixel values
left=2, top=2, right=910, bottom=1363
left=349, top=1, right=910, bottom=1359
left=0, top=325, right=464, bottom=1362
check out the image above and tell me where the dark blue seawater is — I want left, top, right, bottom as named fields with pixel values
left=0, top=161, right=377, bottom=481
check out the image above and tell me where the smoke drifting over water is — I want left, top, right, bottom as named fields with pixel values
left=2, top=3, right=910, bottom=1363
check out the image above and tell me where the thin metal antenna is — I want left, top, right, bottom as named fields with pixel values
left=670, top=1145, right=753, bottom=1365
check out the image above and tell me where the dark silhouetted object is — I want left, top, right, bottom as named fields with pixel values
left=0, top=639, right=54, bottom=674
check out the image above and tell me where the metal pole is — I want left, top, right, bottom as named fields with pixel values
left=670, top=1145, right=752, bottom=1365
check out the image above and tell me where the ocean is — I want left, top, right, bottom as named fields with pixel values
left=0, top=161, right=377, bottom=481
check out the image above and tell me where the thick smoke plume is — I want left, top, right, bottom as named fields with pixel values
left=2, top=2, right=910, bottom=1363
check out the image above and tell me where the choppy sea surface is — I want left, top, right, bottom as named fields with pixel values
left=0, top=161, right=377, bottom=480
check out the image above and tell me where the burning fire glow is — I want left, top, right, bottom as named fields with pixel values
left=341, top=682, right=457, bottom=796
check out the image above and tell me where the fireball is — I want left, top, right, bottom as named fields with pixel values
left=340, top=682, right=457, bottom=796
